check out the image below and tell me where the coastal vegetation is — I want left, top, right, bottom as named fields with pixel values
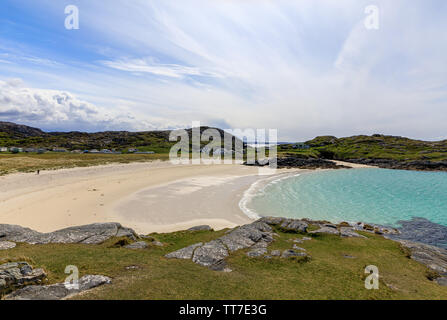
left=280, top=134, right=447, bottom=162
left=2, top=121, right=447, bottom=174
left=0, top=153, right=169, bottom=176
left=2, top=226, right=447, bottom=299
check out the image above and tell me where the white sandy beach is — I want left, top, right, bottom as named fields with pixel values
left=0, top=160, right=368, bottom=234
left=0, top=161, right=304, bottom=234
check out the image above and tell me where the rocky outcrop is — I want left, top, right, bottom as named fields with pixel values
left=245, top=157, right=349, bottom=170
left=397, top=240, right=447, bottom=285
left=188, top=225, right=213, bottom=231
left=4, top=275, right=111, bottom=300
left=165, top=243, right=203, bottom=260
left=0, top=223, right=138, bottom=245
left=345, top=158, right=447, bottom=172
left=385, top=217, right=447, bottom=249
left=281, top=249, right=307, bottom=258
left=0, top=262, right=46, bottom=295
left=165, top=221, right=275, bottom=270
left=0, top=241, right=16, bottom=250
left=123, top=241, right=148, bottom=249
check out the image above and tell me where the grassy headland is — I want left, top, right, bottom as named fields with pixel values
left=280, top=134, right=447, bottom=162
left=1, top=226, right=447, bottom=300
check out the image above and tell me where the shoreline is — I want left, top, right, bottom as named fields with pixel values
left=0, top=160, right=304, bottom=234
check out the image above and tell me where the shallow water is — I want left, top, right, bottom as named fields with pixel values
left=245, top=168, right=447, bottom=227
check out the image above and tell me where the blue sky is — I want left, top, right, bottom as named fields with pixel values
left=0, top=0, right=446, bottom=140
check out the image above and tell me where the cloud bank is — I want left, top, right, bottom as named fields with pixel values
left=0, top=0, right=446, bottom=140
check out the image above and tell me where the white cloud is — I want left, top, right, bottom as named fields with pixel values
left=0, top=79, right=185, bottom=132
left=1, top=0, right=447, bottom=140
left=101, top=58, right=223, bottom=79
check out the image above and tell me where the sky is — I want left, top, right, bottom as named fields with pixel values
left=0, top=0, right=446, bottom=141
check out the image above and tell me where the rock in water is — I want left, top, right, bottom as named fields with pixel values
left=0, top=223, right=137, bottom=245
left=4, top=275, right=111, bottom=300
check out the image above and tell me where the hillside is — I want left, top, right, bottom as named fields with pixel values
left=0, top=121, right=241, bottom=153
left=2, top=218, right=447, bottom=300
left=278, top=134, right=447, bottom=171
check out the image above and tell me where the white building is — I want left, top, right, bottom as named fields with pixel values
left=0, top=147, right=8, bottom=152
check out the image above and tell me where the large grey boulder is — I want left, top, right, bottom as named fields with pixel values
left=4, top=275, right=111, bottom=300
left=279, top=219, right=308, bottom=233
left=340, top=227, right=366, bottom=238
left=188, top=225, right=213, bottom=232
left=165, top=242, right=203, bottom=260
left=0, top=262, right=46, bottom=295
left=0, top=241, right=16, bottom=250
left=247, top=248, right=268, bottom=257
left=398, top=240, right=447, bottom=276
left=123, top=241, right=148, bottom=249
left=281, top=249, right=307, bottom=258
left=309, top=226, right=340, bottom=235
left=166, top=220, right=275, bottom=270
left=192, top=240, right=229, bottom=267
left=0, top=223, right=137, bottom=245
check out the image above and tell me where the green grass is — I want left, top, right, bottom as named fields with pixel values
left=0, top=153, right=170, bottom=175
left=279, top=135, right=447, bottom=162
left=1, top=228, right=446, bottom=300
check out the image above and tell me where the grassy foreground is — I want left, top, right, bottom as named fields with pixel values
left=0, top=153, right=170, bottom=175
left=1, top=227, right=446, bottom=300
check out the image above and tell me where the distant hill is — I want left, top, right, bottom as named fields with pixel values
left=0, top=121, right=242, bottom=153
left=302, top=134, right=447, bottom=161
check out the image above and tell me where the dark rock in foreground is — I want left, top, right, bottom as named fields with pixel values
left=0, top=223, right=138, bottom=245
left=4, top=275, right=111, bottom=300
left=0, top=262, right=46, bottom=295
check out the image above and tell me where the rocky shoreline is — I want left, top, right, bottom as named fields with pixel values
left=245, top=157, right=349, bottom=169
left=245, top=155, right=447, bottom=172
left=2, top=217, right=447, bottom=299
left=345, top=158, right=447, bottom=172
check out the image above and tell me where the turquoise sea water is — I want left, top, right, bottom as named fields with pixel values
left=246, top=168, right=447, bottom=227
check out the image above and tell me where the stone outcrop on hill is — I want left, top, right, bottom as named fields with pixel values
left=0, top=223, right=137, bottom=245
left=165, top=217, right=370, bottom=271
left=0, top=262, right=46, bottom=295
left=4, top=275, right=111, bottom=300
